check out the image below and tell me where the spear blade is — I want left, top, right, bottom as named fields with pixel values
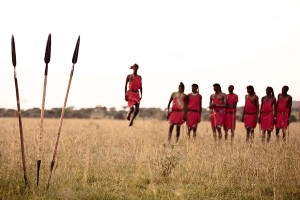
left=44, top=34, right=51, bottom=64
left=11, top=35, right=16, bottom=67
left=72, top=36, right=80, bottom=64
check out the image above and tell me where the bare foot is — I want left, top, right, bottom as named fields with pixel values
left=129, top=120, right=133, bottom=127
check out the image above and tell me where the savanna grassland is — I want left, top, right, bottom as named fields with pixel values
left=0, top=118, right=300, bottom=199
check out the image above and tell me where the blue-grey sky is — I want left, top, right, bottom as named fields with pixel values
left=0, top=0, right=299, bottom=110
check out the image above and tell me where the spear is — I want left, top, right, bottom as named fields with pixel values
left=37, top=34, right=51, bottom=186
left=47, top=36, right=80, bottom=189
left=11, top=35, right=28, bottom=186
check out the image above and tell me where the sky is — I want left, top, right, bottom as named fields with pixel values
left=0, top=0, right=300, bottom=111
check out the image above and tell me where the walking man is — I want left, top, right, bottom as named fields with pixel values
left=209, top=83, right=227, bottom=141
left=275, top=85, right=292, bottom=141
left=125, top=63, right=142, bottom=126
left=167, top=82, right=187, bottom=143
left=241, top=85, right=259, bottom=142
left=186, top=84, right=202, bottom=139
left=224, top=85, right=238, bottom=142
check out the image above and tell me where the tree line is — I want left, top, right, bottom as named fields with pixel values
left=0, top=102, right=299, bottom=122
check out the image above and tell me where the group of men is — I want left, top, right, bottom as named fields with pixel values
left=124, top=64, right=293, bottom=143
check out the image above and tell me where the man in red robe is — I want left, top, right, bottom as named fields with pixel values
left=125, top=63, right=142, bottom=126
left=167, top=82, right=187, bottom=143
left=275, top=85, right=292, bottom=141
left=241, top=85, right=259, bottom=142
left=186, top=84, right=202, bottom=139
left=259, top=87, right=276, bottom=143
left=209, top=83, right=227, bottom=141
left=224, top=85, right=238, bottom=142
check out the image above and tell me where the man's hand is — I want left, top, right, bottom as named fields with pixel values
left=125, top=95, right=128, bottom=101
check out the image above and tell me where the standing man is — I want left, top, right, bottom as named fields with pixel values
left=167, top=82, right=187, bottom=143
left=224, top=85, right=238, bottom=142
left=209, top=83, right=227, bottom=141
left=241, top=85, right=259, bottom=142
left=275, top=85, right=292, bottom=141
left=125, top=63, right=142, bottom=127
left=186, top=84, right=202, bottom=139
left=259, top=87, right=276, bottom=143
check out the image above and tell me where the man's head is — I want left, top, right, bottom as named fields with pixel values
left=246, top=85, right=255, bottom=94
left=282, top=85, right=289, bottom=94
left=266, top=86, right=274, bottom=96
left=228, top=85, right=234, bottom=94
left=130, top=63, right=139, bottom=71
left=179, top=82, right=185, bottom=93
left=191, top=83, right=199, bottom=93
left=213, top=83, right=221, bottom=92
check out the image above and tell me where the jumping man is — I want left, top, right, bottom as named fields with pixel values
left=125, top=63, right=142, bottom=126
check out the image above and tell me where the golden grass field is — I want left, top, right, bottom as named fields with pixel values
left=0, top=118, right=300, bottom=199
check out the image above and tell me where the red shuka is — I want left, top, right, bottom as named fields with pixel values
left=260, top=98, right=274, bottom=131
left=169, top=93, right=185, bottom=125
left=224, top=93, right=238, bottom=130
left=126, top=75, right=142, bottom=108
left=210, top=95, right=224, bottom=128
left=186, top=93, right=201, bottom=128
left=244, top=96, right=258, bottom=129
left=275, top=96, right=290, bottom=129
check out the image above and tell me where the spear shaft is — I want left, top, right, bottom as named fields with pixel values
left=37, top=34, right=51, bottom=186
left=47, top=36, right=80, bottom=189
left=11, top=35, right=28, bottom=185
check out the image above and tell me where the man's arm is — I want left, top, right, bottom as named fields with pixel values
left=288, top=95, right=293, bottom=119
left=209, top=94, right=214, bottom=109
left=140, top=84, right=143, bottom=100
left=199, top=95, right=202, bottom=115
left=255, top=95, right=259, bottom=123
left=125, top=75, right=129, bottom=101
left=259, top=97, right=264, bottom=123
left=241, top=95, right=247, bottom=122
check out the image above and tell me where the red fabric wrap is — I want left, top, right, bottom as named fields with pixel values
left=244, top=97, right=257, bottom=129
left=126, top=75, right=142, bottom=108
left=260, top=99, right=274, bottom=131
left=210, top=95, right=224, bottom=128
left=169, top=93, right=185, bottom=125
left=186, top=93, right=201, bottom=128
left=275, top=97, right=289, bottom=129
left=224, top=93, right=238, bottom=130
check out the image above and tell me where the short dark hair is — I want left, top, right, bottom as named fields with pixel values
left=192, top=83, right=198, bottom=89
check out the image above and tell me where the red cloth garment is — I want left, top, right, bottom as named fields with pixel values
left=244, top=96, right=258, bottom=129
left=224, top=93, right=238, bottom=130
left=260, top=98, right=274, bottom=131
left=169, top=93, right=185, bottom=125
left=126, top=75, right=142, bottom=108
left=275, top=96, right=289, bottom=129
left=186, top=93, right=201, bottom=128
left=210, top=95, right=224, bottom=128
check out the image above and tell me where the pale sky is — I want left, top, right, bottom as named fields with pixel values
left=0, top=0, right=300, bottom=110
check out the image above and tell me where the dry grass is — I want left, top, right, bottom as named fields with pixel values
left=0, top=118, right=300, bottom=199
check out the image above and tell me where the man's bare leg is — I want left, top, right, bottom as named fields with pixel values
left=176, top=125, right=181, bottom=142
left=187, top=128, right=191, bottom=139
left=246, top=128, right=250, bottom=142
left=250, top=129, right=255, bottom=142
left=231, top=129, right=235, bottom=142
left=282, top=129, right=286, bottom=141
left=212, top=127, right=217, bottom=141
left=129, top=104, right=139, bottom=126
left=276, top=128, right=280, bottom=142
left=193, top=126, right=197, bottom=139
left=267, top=131, right=271, bottom=143
left=127, top=107, right=134, bottom=121
left=262, top=130, right=266, bottom=143
left=168, top=124, right=174, bottom=142
left=217, top=127, right=222, bottom=140
left=224, top=129, right=228, bottom=140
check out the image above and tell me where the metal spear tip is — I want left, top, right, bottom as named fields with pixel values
left=72, top=36, right=80, bottom=64
left=11, top=35, right=17, bottom=67
left=44, top=34, right=51, bottom=64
